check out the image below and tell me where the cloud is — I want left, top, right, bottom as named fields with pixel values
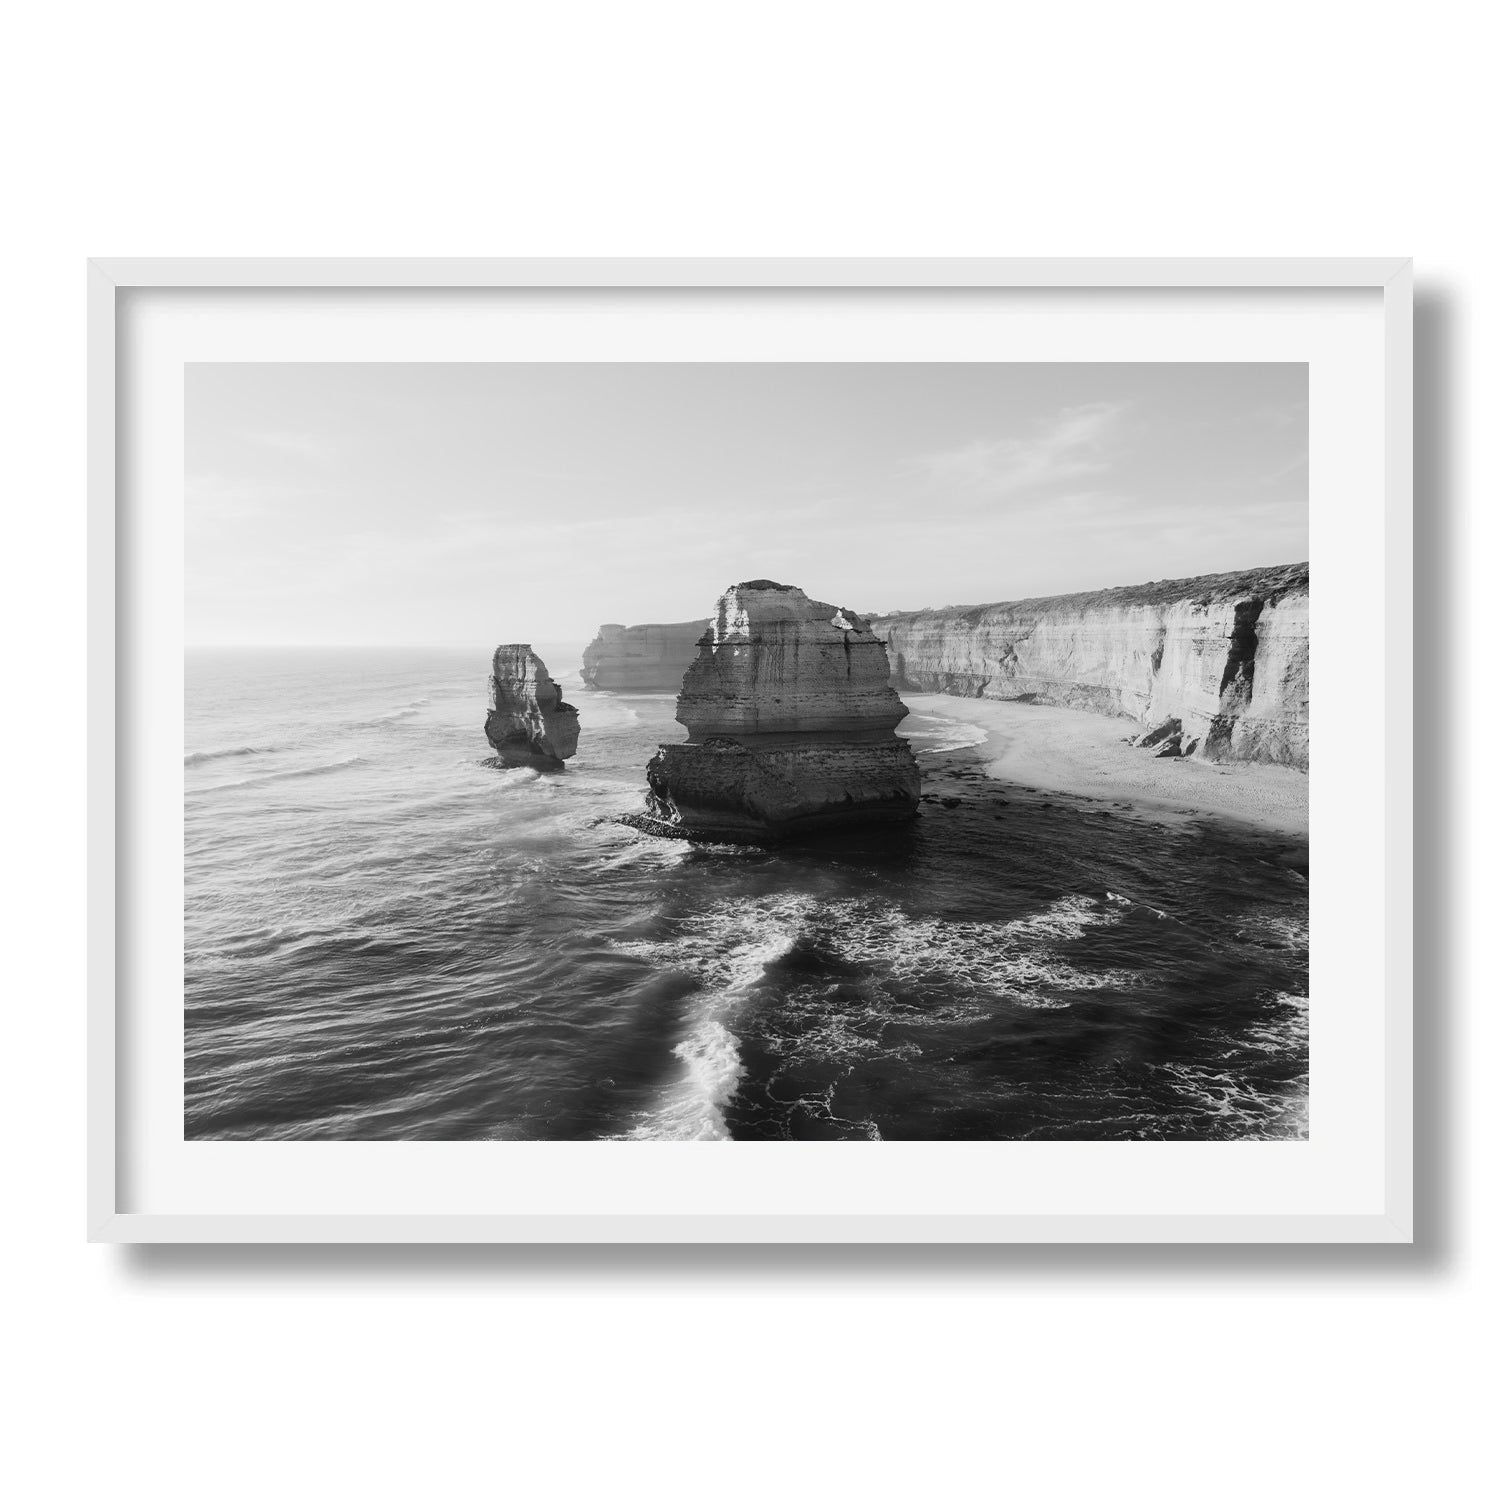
left=185, top=471, right=335, bottom=533
left=914, top=402, right=1126, bottom=497
left=1252, top=449, right=1309, bottom=487
left=1252, top=398, right=1309, bottom=431
left=250, top=429, right=339, bottom=463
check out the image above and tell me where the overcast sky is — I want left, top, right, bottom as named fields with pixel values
left=186, top=362, right=1307, bottom=647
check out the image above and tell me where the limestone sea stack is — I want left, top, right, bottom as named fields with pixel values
left=580, top=619, right=712, bottom=691
left=631, top=581, right=921, bottom=841
left=484, top=645, right=580, bottom=769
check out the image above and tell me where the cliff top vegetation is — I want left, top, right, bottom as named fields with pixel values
left=876, top=562, right=1309, bottom=625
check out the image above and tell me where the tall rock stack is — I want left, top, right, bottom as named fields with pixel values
left=632, top=580, right=921, bottom=841
left=485, top=646, right=580, bottom=769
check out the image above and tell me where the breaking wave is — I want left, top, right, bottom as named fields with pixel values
left=571, top=689, right=643, bottom=728
left=615, top=903, right=809, bottom=1139
left=189, top=755, right=364, bottom=795
left=900, top=712, right=990, bottom=754
left=612, top=891, right=1143, bottom=1137
left=185, top=744, right=285, bottom=766
left=365, top=698, right=430, bottom=725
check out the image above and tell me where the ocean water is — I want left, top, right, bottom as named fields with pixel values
left=185, top=648, right=1310, bottom=1142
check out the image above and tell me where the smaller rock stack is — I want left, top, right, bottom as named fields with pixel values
left=631, top=580, right=921, bottom=841
left=485, top=646, right=580, bottom=770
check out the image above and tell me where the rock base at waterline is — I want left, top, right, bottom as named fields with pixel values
left=637, top=737, right=920, bottom=842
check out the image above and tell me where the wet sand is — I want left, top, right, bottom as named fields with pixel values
left=904, top=694, right=1309, bottom=840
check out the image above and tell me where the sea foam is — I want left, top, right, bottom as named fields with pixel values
left=899, top=712, right=990, bottom=754
left=613, top=890, right=1141, bottom=1137
left=615, top=898, right=814, bottom=1139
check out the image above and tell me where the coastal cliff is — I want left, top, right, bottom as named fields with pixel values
left=485, top=646, right=581, bottom=769
left=580, top=620, right=712, bottom=691
left=630, top=581, right=921, bottom=840
left=873, top=563, right=1309, bottom=769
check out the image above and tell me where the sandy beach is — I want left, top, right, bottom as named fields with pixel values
left=905, top=693, right=1309, bottom=839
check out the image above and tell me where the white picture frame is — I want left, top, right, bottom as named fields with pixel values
left=89, top=257, right=1413, bottom=1244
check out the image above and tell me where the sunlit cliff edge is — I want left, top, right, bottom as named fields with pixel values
left=871, top=563, right=1309, bottom=769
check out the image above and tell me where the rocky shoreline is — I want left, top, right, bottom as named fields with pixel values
left=873, top=563, right=1309, bottom=770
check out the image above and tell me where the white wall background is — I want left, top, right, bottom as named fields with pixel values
left=2, top=4, right=1489, bottom=1496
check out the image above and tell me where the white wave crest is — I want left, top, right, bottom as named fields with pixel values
left=616, top=897, right=816, bottom=1140
left=570, top=690, right=642, bottom=727
left=366, top=698, right=430, bottom=725
left=188, top=755, right=364, bottom=794
left=185, top=744, right=284, bottom=766
left=899, top=712, right=990, bottom=754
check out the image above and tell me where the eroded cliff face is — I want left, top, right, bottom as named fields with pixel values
left=873, top=563, right=1309, bottom=769
left=631, top=580, right=921, bottom=840
left=485, top=645, right=580, bottom=769
left=580, top=620, right=711, bottom=691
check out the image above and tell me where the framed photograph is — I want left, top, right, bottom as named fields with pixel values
left=89, top=258, right=1412, bottom=1243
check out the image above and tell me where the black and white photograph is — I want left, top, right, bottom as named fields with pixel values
left=18, top=0, right=1494, bottom=1491
left=185, top=360, right=1310, bottom=1143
